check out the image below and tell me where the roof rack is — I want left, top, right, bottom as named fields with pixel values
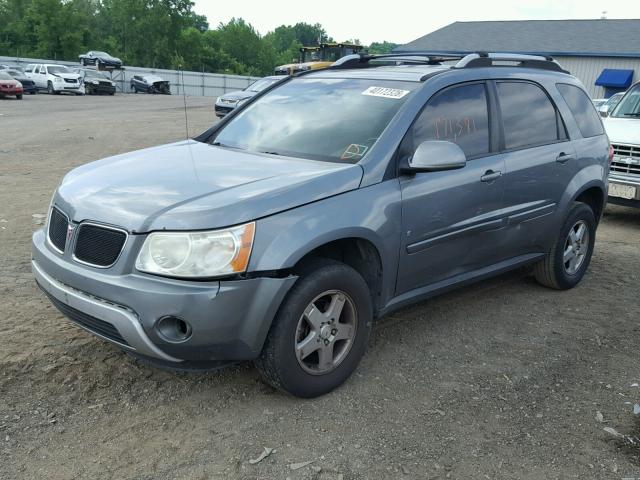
left=454, top=52, right=569, bottom=73
left=329, top=52, right=569, bottom=74
left=331, top=52, right=465, bottom=69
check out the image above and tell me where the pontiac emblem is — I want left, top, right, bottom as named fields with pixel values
left=66, top=224, right=75, bottom=243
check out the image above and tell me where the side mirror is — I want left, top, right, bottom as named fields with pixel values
left=402, top=140, right=467, bottom=173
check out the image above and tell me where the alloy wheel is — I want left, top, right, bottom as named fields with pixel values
left=563, top=220, right=590, bottom=275
left=295, top=290, right=357, bottom=375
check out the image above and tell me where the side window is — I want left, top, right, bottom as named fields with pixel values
left=39, top=65, right=46, bottom=74
left=497, top=82, right=563, bottom=150
left=412, top=83, right=490, bottom=159
left=556, top=83, right=604, bottom=138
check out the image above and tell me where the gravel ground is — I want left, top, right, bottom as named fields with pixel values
left=1, top=93, right=639, bottom=480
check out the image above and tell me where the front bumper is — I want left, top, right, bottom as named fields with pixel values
left=32, top=229, right=297, bottom=363
left=0, top=87, right=22, bottom=95
left=608, top=172, right=640, bottom=207
left=86, top=83, right=116, bottom=94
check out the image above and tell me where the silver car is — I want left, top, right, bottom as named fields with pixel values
left=33, top=53, right=609, bottom=397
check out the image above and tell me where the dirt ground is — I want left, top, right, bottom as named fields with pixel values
left=1, top=93, right=639, bottom=480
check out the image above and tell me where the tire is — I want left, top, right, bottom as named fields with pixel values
left=534, top=202, right=596, bottom=290
left=255, top=258, right=373, bottom=398
left=47, top=81, right=54, bottom=95
left=16, top=94, right=22, bottom=100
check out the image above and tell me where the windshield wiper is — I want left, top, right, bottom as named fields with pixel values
left=624, top=112, right=640, bottom=116
left=260, top=150, right=281, bottom=156
left=212, top=141, right=245, bottom=150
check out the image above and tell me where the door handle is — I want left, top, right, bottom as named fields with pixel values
left=556, top=152, right=574, bottom=163
left=481, top=170, right=502, bottom=182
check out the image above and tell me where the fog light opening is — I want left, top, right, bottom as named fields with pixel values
left=156, top=316, right=192, bottom=343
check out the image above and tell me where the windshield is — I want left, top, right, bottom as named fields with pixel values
left=247, top=78, right=279, bottom=92
left=212, top=78, right=416, bottom=163
left=93, top=52, right=109, bottom=57
left=84, top=70, right=107, bottom=79
left=611, top=85, right=640, bottom=118
left=48, top=66, right=72, bottom=74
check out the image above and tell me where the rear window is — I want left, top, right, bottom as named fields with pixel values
left=497, top=81, right=564, bottom=150
left=557, top=84, right=604, bottom=138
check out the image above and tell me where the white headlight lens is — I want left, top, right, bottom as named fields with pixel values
left=135, top=223, right=255, bottom=278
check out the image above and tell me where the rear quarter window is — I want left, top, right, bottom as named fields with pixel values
left=556, top=83, right=604, bottom=138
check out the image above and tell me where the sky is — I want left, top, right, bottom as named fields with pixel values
left=193, top=0, right=640, bottom=45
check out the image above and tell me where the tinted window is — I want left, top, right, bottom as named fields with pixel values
left=498, top=82, right=561, bottom=150
left=413, top=83, right=490, bottom=158
left=557, top=83, right=604, bottom=137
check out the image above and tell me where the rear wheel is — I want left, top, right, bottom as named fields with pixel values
left=255, top=258, right=373, bottom=398
left=47, top=81, right=54, bottom=95
left=534, top=202, right=596, bottom=290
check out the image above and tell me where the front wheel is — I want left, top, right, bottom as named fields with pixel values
left=47, top=81, right=54, bottom=95
left=255, top=259, right=373, bottom=398
left=534, top=202, right=596, bottom=290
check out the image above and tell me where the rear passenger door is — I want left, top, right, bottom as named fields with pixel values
left=494, top=80, right=575, bottom=257
left=397, top=82, right=506, bottom=294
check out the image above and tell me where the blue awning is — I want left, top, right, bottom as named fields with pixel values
left=595, top=69, right=634, bottom=88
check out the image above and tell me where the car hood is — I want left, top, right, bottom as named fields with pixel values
left=604, top=117, right=640, bottom=145
left=218, top=90, right=254, bottom=102
left=54, top=72, right=80, bottom=80
left=54, top=140, right=363, bottom=232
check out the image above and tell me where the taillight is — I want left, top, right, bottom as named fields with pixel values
left=608, top=144, right=615, bottom=164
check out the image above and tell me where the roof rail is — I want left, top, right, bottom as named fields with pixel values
left=455, top=52, right=569, bottom=73
left=330, top=52, right=465, bottom=69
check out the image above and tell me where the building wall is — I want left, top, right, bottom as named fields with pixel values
left=554, top=56, right=640, bottom=98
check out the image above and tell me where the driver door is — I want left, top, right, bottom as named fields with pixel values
left=397, top=82, right=507, bottom=295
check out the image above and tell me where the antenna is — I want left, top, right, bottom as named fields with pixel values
left=179, top=65, right=189, bottom=139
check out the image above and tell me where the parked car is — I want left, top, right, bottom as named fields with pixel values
left=598, top=91, right=625, bottom=117
left=0, top=72, right=23, bottom=99
left=33, top=53, right=609, bottom=398
left=603, top=83, right=640, bottom=207
left=130, top=75, right=170, bottom=94
left=74, top=68, right=116, bottom=95
left=592, top=98, right=607, bottom=109
left=26, top=64, right=82, bottom=95
left=215, top=76, right=283, bottom=118
left=3, top=68, right=37, bottom=94
left=79, top=51, right=122, bottom=69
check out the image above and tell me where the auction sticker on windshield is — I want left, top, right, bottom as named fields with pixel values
left=362, top=86, right=410, bottom=99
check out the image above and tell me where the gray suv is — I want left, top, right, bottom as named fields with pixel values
left=32, top=53, right=611, bottom=397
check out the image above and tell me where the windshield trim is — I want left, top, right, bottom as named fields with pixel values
left=610, top=84, right=640, bottom=118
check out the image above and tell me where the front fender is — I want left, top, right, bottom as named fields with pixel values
left=249, top=181, right=402, bottom=305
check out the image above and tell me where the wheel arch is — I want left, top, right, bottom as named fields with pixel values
left=291, top=235, right=384, bottom=315
left=570, top=181, right=607, bottom=224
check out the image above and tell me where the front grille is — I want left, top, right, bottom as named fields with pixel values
left=42, top=289, right=129, bottom=346
left=611, top=144, right=640, bottom=176
left=48, top=207, right=68, bottom=252
left=21, top=80, right=34, bottom=86
left=74, top=224, right=127, bottom=267
left=64, top=78, right=77, bottom=84
left=215, top=105, right=233, bottom=114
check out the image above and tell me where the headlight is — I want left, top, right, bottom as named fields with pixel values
left=135, top=222, right=255, bottom=278
left=54, top=77, right=63, bottom=83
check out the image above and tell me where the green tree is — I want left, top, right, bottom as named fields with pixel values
left=367, top=41, right=399, bottom=54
